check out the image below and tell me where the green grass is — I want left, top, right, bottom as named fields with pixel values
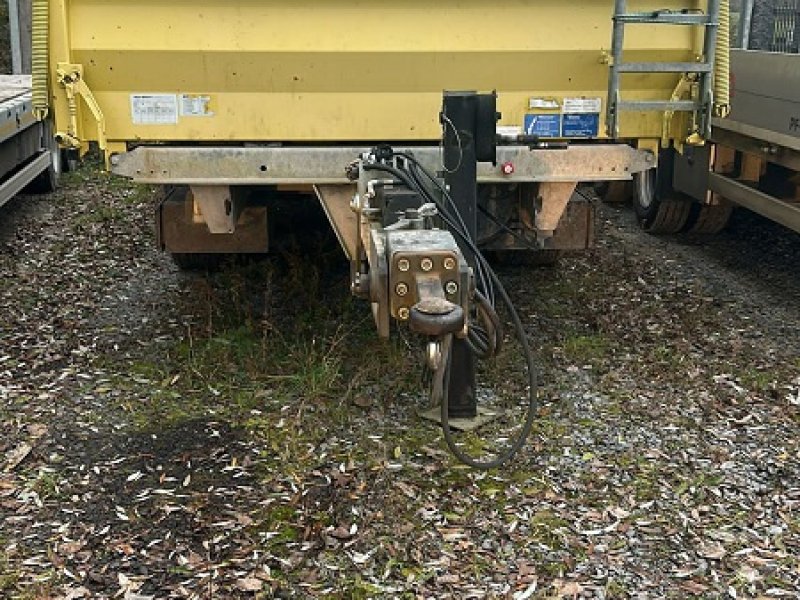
left=103, top=231, right=421, bottom=451
left=736, top=366, right=779, bottom=394
left=562, top=333, right=610, bottom=363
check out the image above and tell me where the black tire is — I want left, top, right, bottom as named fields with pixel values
left=685, top=201, right=733, bottom=234
left=595, top=180, right=633, bottom=204
left=633, top=168, right=692, bottom=234
left=25, top=122, right=62, bottom=194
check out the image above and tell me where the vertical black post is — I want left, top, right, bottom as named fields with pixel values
left=442, top=92, right=479, bottom=419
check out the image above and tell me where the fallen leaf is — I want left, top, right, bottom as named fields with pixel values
left=697, top=542, right=726, bottom=560
left=235, top=577, right=263, bottom=592
left=4, top=442, right=32, bottom=471
left=27, top=424, right=48, bottom=439
left=680, top=580, right=710, bottom=595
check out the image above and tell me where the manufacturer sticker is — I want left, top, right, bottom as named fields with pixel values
left=562, top=96, right=601, bottom=138
left=529, top=97, right=560, bottom=110
left=131, top=94, right=178, bottom=125
left=180, top=94, right=214, bottom=117
left=524, top=114, right=561, bottom=138
left=562, top=113, right=600, bottom=138
left=563, top=97, right=602, bottom=114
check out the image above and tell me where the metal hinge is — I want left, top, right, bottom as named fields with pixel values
left=56, top=63, right=107, bottom=157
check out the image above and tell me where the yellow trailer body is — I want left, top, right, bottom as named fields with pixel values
left=40, top=0, right=708, bottom=153
left=32, top=1, right=734, bottom=426
left=34, top=0, right=731, bottom=261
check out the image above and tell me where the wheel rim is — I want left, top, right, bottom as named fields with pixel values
left=636, top=169, right=656, bottom=209
left=50, top=141, right=62, bottom=177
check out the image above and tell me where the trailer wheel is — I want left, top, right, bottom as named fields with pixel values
left=633, top=168, right=691, bottom=233
left=26, top=122, right=62, bottom=194
left=686, top=201, right=733, bottom=234
left=595, top=180, right=632, bottom=203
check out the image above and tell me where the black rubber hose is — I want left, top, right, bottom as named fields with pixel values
left=362, top=161, right=494, bottom=301
left=365, top=157, right=539, bottom=469
left=403, top=158, right=496, bottom=305
left=440, top=263, right=539, bottom=470
left=467, top=290, right=502, bottom=359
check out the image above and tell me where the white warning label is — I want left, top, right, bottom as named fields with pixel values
left=180, top=94, right=214, bottom=117
left=131, top=94, right=178, bottom=125
left=562, top=97, right=602, bottom=114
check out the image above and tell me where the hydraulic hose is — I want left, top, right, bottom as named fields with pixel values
left=440, top=263, right=539, bottom=470
left=31, top=0, right=50, bottom=120
left=714, top=0, right=731, bottom=118
left=364, top=155, right=540, bottom=469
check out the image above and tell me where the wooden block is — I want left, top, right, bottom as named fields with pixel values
left=712, top=145, right=736, bottom=175
left=739, top=152, right=764, bottom=182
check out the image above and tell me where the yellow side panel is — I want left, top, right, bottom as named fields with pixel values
left=48, top=0, right=705, bottom=144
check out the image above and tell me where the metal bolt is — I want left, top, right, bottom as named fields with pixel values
left=398, top=307, right=410, bottom=321
left=420, top=258, right=434, bottom=272
left=443, top=257, right=456, bottom=270
left=445, top=281, right=459, bottom=295
left=395, top=282, right=409, bottom=297
left=397, top=258, right=410, bottom=272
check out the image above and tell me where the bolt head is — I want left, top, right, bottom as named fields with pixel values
left=398, top=307, right=410, bottom=320
left=397, top=258, right=410, bottom=272
left=443, top=257, right=456, bottom=270
left=395, top=282, right=409, bottom=297
left=420, top=258, right=434, bottom=272
left=445, top=281, right=459, bottom=296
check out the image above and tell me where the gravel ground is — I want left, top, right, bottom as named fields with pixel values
left=1, top=164, right=799, bottom=599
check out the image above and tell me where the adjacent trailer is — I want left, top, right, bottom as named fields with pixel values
left=672, top=1, right=800, bottom=233
left=0, top=74, right=58, bottom=210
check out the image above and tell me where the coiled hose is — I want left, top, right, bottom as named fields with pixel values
left=363, top=156, right=539, bottom=470
left=31, top=0, right=49, bottom=120
left=714, top=0, right=731, bottom=118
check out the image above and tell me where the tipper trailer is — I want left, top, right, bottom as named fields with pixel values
left=35, top=0, right=735, bottom=465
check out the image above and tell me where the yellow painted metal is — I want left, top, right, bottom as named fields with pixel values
left=31, top=0, right=49, bottom=120
left=56, top=62, right=107, bottom=156
left=714, top=0, right=731, bottom=118
left=39, top=0, right=708, bottom=156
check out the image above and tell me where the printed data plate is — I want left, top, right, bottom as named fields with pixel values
left=131, top=94, right=178, bottom=125
left=524, top=114, right=561, bottom=138
left=562, top=113, right=600, bottom=138
left=180, top=94, right=214, bottom=117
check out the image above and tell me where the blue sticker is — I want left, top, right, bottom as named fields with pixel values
left=524, top=114, right=561, bottom=138
left=562, top=113, right=599, bottom=138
